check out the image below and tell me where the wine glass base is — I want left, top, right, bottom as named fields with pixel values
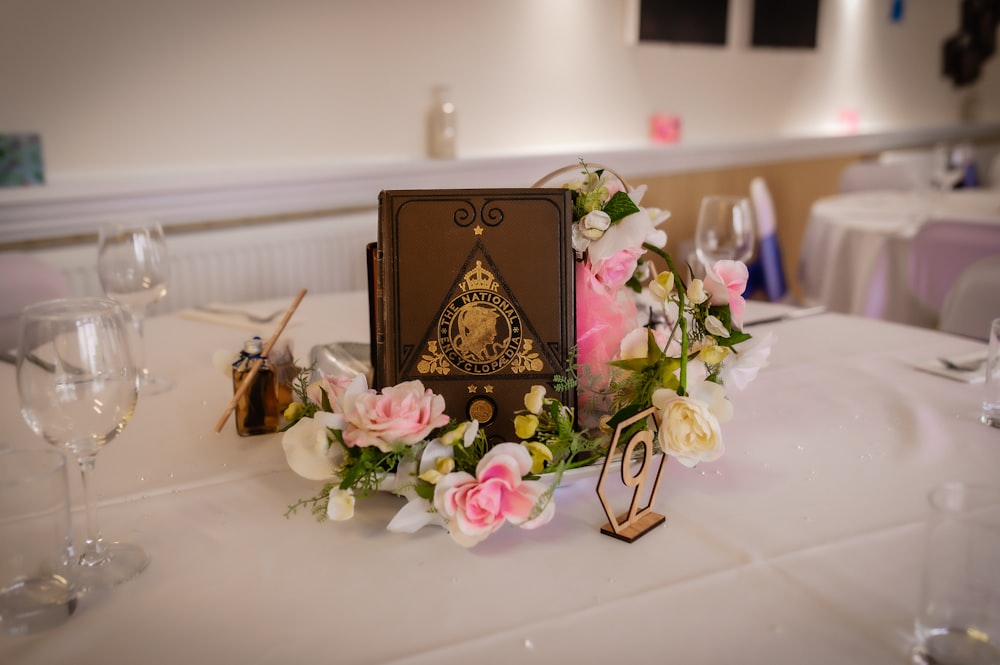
left=140, top=375, right=174, bottom=396
left=76, top=542, right=150, bottom=592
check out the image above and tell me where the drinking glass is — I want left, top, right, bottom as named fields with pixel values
left=913, top=482, right=1000, bottom=664
left=97, top=220, right=173, bottom=394
left=694, top=195, right=755, bottom=272
left=982, top=318, right=1000, bottom=428
left=16, top=297, right=150, bottom=590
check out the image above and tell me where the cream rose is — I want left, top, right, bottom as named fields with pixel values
left=652, top=389, right=725, bottom=468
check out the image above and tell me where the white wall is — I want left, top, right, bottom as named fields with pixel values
left=2, top=0, right=998, bottom=180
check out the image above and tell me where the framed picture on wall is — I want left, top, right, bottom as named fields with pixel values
left=626, top=0, right=730, bottom=46
left=751, top=0, right=821, bottom=49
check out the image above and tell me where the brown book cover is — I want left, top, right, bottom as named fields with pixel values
left=373, top=188, right=576, bottom=443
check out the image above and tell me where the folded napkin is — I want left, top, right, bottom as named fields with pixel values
left=910, top=350, right=988, bottom=384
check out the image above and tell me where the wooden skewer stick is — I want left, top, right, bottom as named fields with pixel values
left=214, top=288, right=307, bottom=433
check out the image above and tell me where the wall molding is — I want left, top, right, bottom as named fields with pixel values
left=3, top=123, right=999, bottom=249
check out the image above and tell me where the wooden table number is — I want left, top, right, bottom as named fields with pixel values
left=596, top=407, right=667, bottom=543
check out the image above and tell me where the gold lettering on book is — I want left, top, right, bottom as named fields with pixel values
left=432, top=262, right=524, bottom=376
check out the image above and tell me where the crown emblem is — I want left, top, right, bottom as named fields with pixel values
left=462, top=261, right=498, bottom=292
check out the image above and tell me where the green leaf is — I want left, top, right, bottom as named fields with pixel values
left=414, top=480, right=435, bottom=501
left=605, top=403, right=647, bottom=430
left=603, top=190, right=640, bottom=223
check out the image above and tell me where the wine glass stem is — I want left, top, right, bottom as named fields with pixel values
left=76, top=453, right=110, bottom=568
left=128, top=311, right=150, bottom=383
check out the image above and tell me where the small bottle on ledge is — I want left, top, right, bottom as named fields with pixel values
left=427, top=85, right=457, bottom=159
left=232, top=336, right=293, bottom=436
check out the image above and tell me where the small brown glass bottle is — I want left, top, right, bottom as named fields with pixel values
left=233, top=336, right=284, bottom=437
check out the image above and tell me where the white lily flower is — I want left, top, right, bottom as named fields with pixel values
left=281, top=411, right=345, bottom=481
left=722, top=331, right=773, bottom=392
left=687, top=376, right=734, bottom=423
left=387, top=440, right=453, bottom=534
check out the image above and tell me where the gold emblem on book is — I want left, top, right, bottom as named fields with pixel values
left=424, top=260, right=533, bottom=376
left=416, top=341, right=450, bottom=375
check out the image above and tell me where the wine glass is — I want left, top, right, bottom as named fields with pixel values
left=97, top=220, right=173, bottom=394
left=694, top=195, right=756, bottom=273
left=16, top=297, right=150, bottom=590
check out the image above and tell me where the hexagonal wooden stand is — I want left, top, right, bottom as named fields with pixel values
left=596, top=407, right=667, bottom=543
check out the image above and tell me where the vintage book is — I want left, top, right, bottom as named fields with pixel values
left=373, top=188, right=576, bottom=443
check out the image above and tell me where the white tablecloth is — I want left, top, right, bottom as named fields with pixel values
left=1, top=292, right=997, bottom=664
left=799, top=189, right=1000, bottom=327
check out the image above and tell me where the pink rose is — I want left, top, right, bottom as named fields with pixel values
left=308, top=374, right=355, bottom=413
left=433, top=442, right=555, bottom=547
left=341, top=380, right=449, bottom=452
left=592, top=248, right=641, bottom=291
left=703, top=260, right=749, bottom=329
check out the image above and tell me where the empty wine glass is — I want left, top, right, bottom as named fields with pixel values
left=97, top=220, right=172, bottom=394
left=16, top=297, right=150, bottom=590
left=695, top=195, right=756, bottom=273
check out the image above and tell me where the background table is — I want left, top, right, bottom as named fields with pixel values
left=1, top=292, right=997, bottom=664
left=798, top=188, right=1000, bottom=328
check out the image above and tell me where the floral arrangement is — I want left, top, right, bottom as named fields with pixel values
left=281, top=162, right=771, bottom=547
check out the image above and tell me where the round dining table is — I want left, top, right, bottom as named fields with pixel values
left=0, top=291, right=997, bottom=664
left=798, top=188, right=1000, bottom=328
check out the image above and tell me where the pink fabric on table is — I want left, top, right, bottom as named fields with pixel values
left=908, top=220, right=1000, bottom=314
left=939, top=255, right=1000, bottom=340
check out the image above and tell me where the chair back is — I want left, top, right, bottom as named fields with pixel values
left=990, top=151, right=1000, bottom=188
left=838, top=160, right=923, bottom=193
left=908, top=221, right=1000, bottom=318
left=0, top=253, right=71, bottom=351
left=878, top=149, right=935, bottom=187
left=939, top=256, right=1000, bottom=340
left=743, top=177, right=788, bottom=302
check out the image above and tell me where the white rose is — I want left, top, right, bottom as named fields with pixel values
left=652, top=389, right=725, bottom=468
left=581, top=210, right=612, bottom=239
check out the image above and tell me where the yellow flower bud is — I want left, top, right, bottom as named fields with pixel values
left=524, top=385, right=547, bottom=415
left=514, top=414, right=539, bottom=440
left=650, top=270, right=675, bottom=301
left=441, top=422, right=466, bottom=446
left=283, top=402, right=304, bottom=422
left=525, top=441, right=553, bottom=474
left=418, top=469, right=443, bottom=484
left=435, top=457, right=455, bottom=475
left=701, top=342, right=729, bottom=366
left=418, top=456, right=455, bottom=485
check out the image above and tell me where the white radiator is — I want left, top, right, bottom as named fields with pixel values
left=30, top=211, right=377, bottom=315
